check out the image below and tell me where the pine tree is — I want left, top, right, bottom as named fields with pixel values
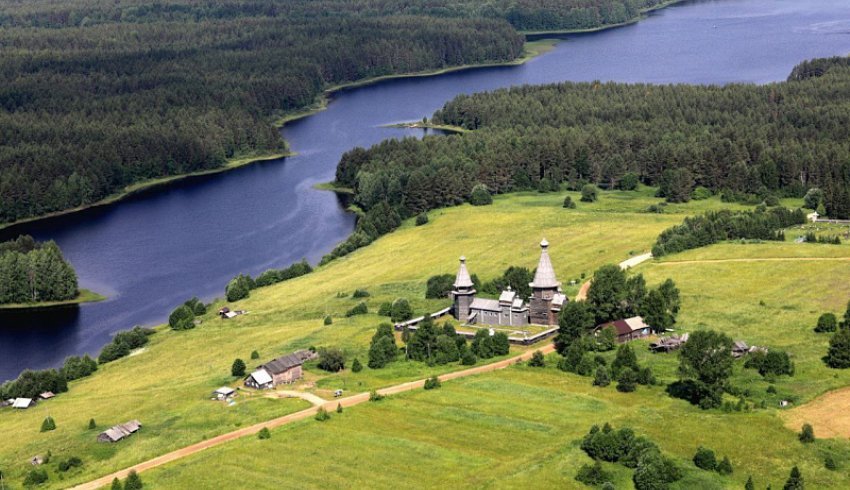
left=798, top=424, right=815, bottom=443
left=111, top=477, right=123, bottom=490
left=88, top=418, right=96, bottom=430
left=592, top=366, right=611, bottom=387
left=124, top=470, right=143, bottom=490
left=826, top=326, right=850, bottom=368
left=744, top=475, right=754, bottom=490
left=716, top=456, right=733, bottom=475
left=40, top=416, right=56, bottom=432
left=258, top=428, right=271, bottom=439
left=783, top=466, right=803, bottom=490
left=351, top=358, right=363, bottom=373
left=231, top=358, right=246, bottom=377
left=336, top=403, right=343, bottom=414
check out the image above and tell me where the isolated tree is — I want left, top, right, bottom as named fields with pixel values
left=799, top=424, right=815, bottom=443
left=528, top=350, right=545, bottom=367
left=258, top=427, right=271, bottom=439
left=88, top=418, right=96, bottom=430
left=40, top=416, right=56, bottom=432
left=611, top=343, right=639, bottom=377
left=168, top=304, right=195, bottom=331
left=124, top=470, right=143, bottom=490
left=616, top=368, right=638, bottom=393
left=815, top=313, right=837, bottom=333
left=825, top=327, right=850, bottom=368
left=580, top=184, right=598, bottom=202
left=783, top=466, right=803, bottom=490
left=563, top=195, right=576, bottom=209
left=318, top=347, right=346, bottom=372
left=593, top=366, right=611, bottom=387
left=693, top=446, right=716, bottom=471
left=555, top=301, right=596, bottom=354
left=111, top=477, right=123, bottom=490
left=231, top=358, right=246, bottom=377
left=745, top=475, right=755, bottom=490
left=250, top=350, right=260, bottom=360
left=336, top=403, right=343, bottom=414
left=351, top=358, right=363, bottom=373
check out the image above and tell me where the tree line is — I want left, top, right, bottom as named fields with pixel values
left=1, top=0, right=667, bottom=225
left=0, top=235, right=78, bottom=304
left=333, top=57, right=850, bottom=256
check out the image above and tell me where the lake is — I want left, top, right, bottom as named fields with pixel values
left=2, top=0, right=849, bottom=381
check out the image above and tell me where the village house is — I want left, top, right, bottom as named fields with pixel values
left=245, top=350, right=317, bottom=389
left=595, top=316, right=652, bottom=343
left=452, top=239, right=567, bottom=327
left=97, top=420, right=142, bottom=443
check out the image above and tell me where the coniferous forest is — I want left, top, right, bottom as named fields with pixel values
left=0, top=0, right=666, bottom=224
left=336, top=58, right=850, bottom=236
left=0, top=235, right=78, bottom=304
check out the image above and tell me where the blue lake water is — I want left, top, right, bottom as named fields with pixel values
left=2, top=0, right=850, bottom=381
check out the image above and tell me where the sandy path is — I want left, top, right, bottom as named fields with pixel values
left=70, top=344, right=555, bottom=490
left=575, top=252, right=652, bottom=301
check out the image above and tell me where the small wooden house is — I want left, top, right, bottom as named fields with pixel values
left=213, top=387, right=236, bottom=399
left=595, top=316, right=651, bottom=343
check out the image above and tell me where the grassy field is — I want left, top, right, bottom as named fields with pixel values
left=3, top=187, right=849, bottom=488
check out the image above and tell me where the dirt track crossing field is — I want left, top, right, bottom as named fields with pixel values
left=70, top=344, right=555, bottom=490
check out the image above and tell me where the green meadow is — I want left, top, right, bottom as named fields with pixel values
left=2, top=187, right=849, bottom=488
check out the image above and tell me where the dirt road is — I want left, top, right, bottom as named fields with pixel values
left=654, top=257, right=850, bottom=266
left=70, top=344, right=555, bottom=490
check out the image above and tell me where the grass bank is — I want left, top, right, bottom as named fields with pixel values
left=0, top=289, right=106, bottom=310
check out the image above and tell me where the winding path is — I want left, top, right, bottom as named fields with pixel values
left=70, top=344, right=555, bottom=490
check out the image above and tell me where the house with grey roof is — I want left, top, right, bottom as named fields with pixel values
left=97, top=420, right=142, bottom=443
left=453, top=239, right=568, bottom=327
left=244, top=350, right=317, bottom=389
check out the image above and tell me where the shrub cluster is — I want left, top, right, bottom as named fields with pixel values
left=744, top=350, right=794, bottom=377
left=225, top=260, right=313, bottom=302
left=98, top=326, right=154, bottom=364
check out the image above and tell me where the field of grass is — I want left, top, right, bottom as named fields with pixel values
left=4, top=186, right=848, bottom=488
left=141, top=364, right=850, bottom=489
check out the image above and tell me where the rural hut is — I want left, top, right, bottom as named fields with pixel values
left=595, top=316, right=651, bottom=343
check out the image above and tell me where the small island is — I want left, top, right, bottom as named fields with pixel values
left=0, top=235, right=103, bottom=310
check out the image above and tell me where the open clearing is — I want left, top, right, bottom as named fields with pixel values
left=783, top=387, right=850, bottom=439
left=3, top=188, right=850, bottom=488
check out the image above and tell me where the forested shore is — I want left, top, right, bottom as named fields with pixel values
left=0, top=235, right=79, bottom=305
left=0, top=0, right=668, bottom=225
left=328, top=57, right=850, bottom=261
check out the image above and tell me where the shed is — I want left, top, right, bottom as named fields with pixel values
left=12, top=398, right=34, bottom=409
left=39, top=391, right=55, bottom=400
left=214, top=387, right=236, bottom=399
left=97, top=420, right=142, bottom=443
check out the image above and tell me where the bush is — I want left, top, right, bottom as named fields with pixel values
left=225, top=274, right=252, bottom=302
left=351, top=358, right=363, bottom=373
left=323, top=315, right=333, bottom=325
left=250, top=350, right=260, bottom=360
left=825, top=455, right=837, bottom=470
left=40, top=416, right=56, bottom=432
left=424, top=376, right=441, bottom=390
left=745, top=350, right=794, bottom=377
left=184, top=297, right=206, bottom=316
left=716, top=456, right=733, bottom=475
left=112, top=478, right=123, bottom=490
left=593, top=366, right=611, bottom=387
left=815, top=313, right=838, bottom=333
left=799, top=423, right=815, bottom=443
left=783, top=466, right=803, bottom=490
left=253, top=260, right=313, bottom=288
left=61, top=355, right=98, bottom=381
left=315, top=407, right=330, bottom=421
left=528, top=350, right=545, bottom=367
left=616, top=368, right=637, bottom=393
left=425, top=274, right=455, bottom=299
left=469, top=184, right=492, bottom=206
left=318, top=347, right=345, bottom=372
left=336, top=403, right=343, bottom=413
left=575, top=460, right=611, bottom=486
left=23, top=468, right=48, bottom=486
left=352, top=289, right=370, bottom=298
left=231, top=358, right=246, bottom=377
left=619, top=172, right=639, bottom=191
left=98, top=327, right=153, bottom=364
left=563, top=195, right=576, bottom=209
left=58, top=456, right=83, bottom=472
left=168, top=305, right=195, bottom=330
left=691, top=186, right=713, bottom=200
left=345, top=302, right=368, bottom=317
left=580, top=184, right=598, bottom=202
left=369, top=390, right=384, bottom=401
left=377, top=302, right=392, bottom=316
left=88, top=418, right=96, bottom=429
left=390, top=298, right=413, bottom=322
left=461, top=351, right=477, bottom=366
left=415, top=213, right=429, bottom=226
left=693, top=446, right=717, bottom=471
left=258, top=427, right=271, bottom=439
left=124, top=470, right=143, bottom=490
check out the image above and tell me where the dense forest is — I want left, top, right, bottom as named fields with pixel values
left=335, top=57, right=850, bottom=238
left=0, top=0, right=661, bottom=224
left=0, top=235, right=78, bottom=304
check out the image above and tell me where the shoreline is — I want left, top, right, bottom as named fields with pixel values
left=0, top=152, right=290, bottom=232
left=0, top=289, right=106, bottom=310
left=0, top=0, right=684, bottom=233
